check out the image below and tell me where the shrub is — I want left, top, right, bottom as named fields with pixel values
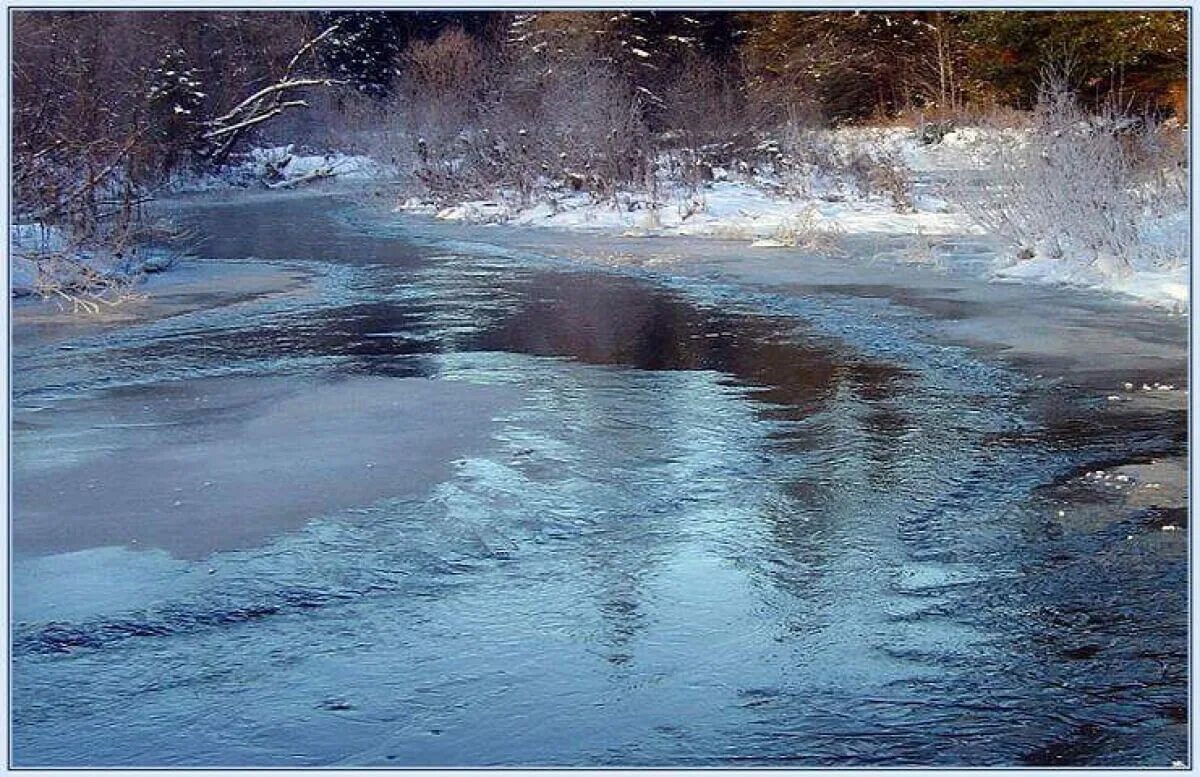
left=958, top=73, right=1188, bottom=275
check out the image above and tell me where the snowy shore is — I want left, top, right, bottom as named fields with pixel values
left=12, top=128, right=1189, bottom=311
left=9, top=223, right=177, bottom=301
left=397, top=127, right=1189, bottom=310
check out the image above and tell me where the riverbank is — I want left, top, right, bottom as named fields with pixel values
left=87, top=124, right=1185, bottom=313
left=387, top=125, right=1188, bottom=311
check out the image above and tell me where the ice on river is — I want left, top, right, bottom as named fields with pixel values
left=9, top=194, right=1187, bottom=768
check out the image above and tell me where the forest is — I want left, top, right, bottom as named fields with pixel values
left=10, top=10, right=1190, bottom=305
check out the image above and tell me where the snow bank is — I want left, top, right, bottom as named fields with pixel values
left=992, top=206, right=1190, bottom=310
left=400, top=125, right=1187, bottom=310
left=410, top=180, right=977, bottom=241
left=403, top=127, right=1007, bottom=241
left=772, top=124, right=1019, bottom=173
left=174, top=145, right=394, bottom=192
left=900, top=126, right=1023, bottom=173
left=10, top=224, right=67, bottom=295
left=9, top=223, right=176, bottom=299
left=994, top=254, right=1189, bottom=310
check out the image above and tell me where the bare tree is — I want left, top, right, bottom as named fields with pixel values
left=12, top=11, right=342, bottom=307
left=202, top=23, right=343, bottom=163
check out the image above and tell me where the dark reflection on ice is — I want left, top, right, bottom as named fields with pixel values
left=10, top=196, right=1186, bottom=767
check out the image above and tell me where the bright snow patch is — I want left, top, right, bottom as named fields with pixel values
left=412, top=180, right=978, bottom=241
left=399, top=126, right=1188, bottom=310
left=174, top=145, right=394, bottom=192
left=993, top=250, right=1189, bottom=310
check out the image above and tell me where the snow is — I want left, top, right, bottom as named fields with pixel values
left=10, top=224, right=68, bottom=295
left=415, top=180, right=977, bottom=242
left=988, top=201, right=1189, bottom=309
left=994, top=251, right=1189, bottom=310
left=397, top=126, right=1188, bottom=310
left=173, top=144, right=394, bottom=192
left=11, top=222, right=68, bottom=254
left=9, top=222, right=177, bottom=298
left=252, top=146, right=387, bottom=181
left=406, top=127, right=1003, bottom=241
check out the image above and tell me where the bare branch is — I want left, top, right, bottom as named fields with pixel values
left=27, top=132, right=144, bottom=220
left=204, top=100, right=309, bottom=139
left=208, top=78, right=334, bottom=127
left=201, top=24, right=343, bottom=162
left=284, top=23, right=340, bottom=80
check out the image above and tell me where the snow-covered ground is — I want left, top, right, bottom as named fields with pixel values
left=9, top=223, right=176, bottom=300
left=171, top=145, right=393, bottom=192
left=403, top=126, right=985, bottom=239
left=991, top=208, right=1190, bottom=310
left=10, top=224, right=67, bottom=296
left=409, top=181, right=973, bottom=241
left=396, top=126, right=1189, bottom=310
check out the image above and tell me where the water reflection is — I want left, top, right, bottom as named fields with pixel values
left=10, top=195, right=1186, bottom=767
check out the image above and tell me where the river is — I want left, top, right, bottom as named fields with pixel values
left=9, top=192, right=1188, bottom=767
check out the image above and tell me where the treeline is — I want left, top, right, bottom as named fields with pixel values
left=738, top=10, right=1187, bottom=120
left=318, top=10, right=1187, bottom=121
left=333, top=10, right=1187, bottom=204
left=12, top=12, right=334, bottom=236
left=11, top=10, right=1189, bottom=220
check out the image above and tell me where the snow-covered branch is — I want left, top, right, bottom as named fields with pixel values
left=208, top=78, right=333, bottom=129
left=202, top=24, right=343, bottom=161
left=203, top=100, right=310, bottom=139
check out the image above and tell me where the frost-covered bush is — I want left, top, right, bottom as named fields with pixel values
left=390, top=28, right=656, bottom=207
left=959, top=76, right=1188, bottom=275
left=766, top=207, right=845, bottom=253
left=841, top=141, right=914, bottom=212
left=772, top=128, right=914, bottom=212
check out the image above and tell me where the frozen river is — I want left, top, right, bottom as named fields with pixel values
left=10, top=194, right=1187, bottom=766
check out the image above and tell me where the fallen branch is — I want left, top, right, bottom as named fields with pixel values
left=18, top=248, right=145, bottom=313
left=264, top=166, right=336, bottom=189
